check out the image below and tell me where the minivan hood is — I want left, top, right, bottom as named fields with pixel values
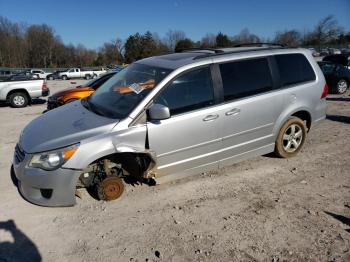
left=20, top=101, right=118, bottom=153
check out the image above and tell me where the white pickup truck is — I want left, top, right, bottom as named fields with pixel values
left=0, top=78, right=49, bottom=107
left=58, top=68, right=107, bottom=80
left=27, top=69, right=50, bottom=79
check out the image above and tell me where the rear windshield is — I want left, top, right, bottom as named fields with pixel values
left=275, top=54, right=316, bottom=87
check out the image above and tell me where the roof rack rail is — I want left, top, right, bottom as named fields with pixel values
left=193, top=46, right=286, bottom=60
left=233, top=42, right=285, bottom=48
left=176, top=48, right=224, bottom=54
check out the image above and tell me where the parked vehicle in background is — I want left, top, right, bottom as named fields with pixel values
left=5, top=73, right=39, bottom=81
left=0, top=69, right=15, bottom=81
left=341, top=48, right=350, bottom=55
left=308, top=48, right=320, bottom=57
left=13, top=45, right=327, bottom=206
left=328, top=48, right=341, bottom=55
left=47, top=72, right=116, bottom=110
left=323, top=54, right=350, bottom=69
left=318, top=61, right=350, bottom=94
left=320, top=49, right=329, bottom=56
left=59, top=68, right=96, bottom=80
left=27, top=69, right=50, bottom=79
left=92, top=67, right=108, bottom=78
left=46, top=70, right=65, bottom=80
left=0, top=78, right=49, bottom=107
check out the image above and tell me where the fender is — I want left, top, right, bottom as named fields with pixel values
left=63, top=123, right=157, bottom=172
left=273, top=105, right=312, bottom=140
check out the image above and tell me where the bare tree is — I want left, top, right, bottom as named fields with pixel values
left=274, top=30, right=302, bottom=47
left=201, top=33, right=216, bottom=48
left=164, top=30, right=186, bottom=50
left=232, top=28, right=260, bottom=45
left=312, top=15, right=343, bottom=47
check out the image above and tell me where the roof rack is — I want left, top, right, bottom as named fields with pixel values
left=193, top=46, right=286, bottom=60
left=176, top=48, right=224, bottom=54
left=233, top=42, right=285, bottom=48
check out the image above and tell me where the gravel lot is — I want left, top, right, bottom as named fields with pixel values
left=0, top=80, right=349, bottom=262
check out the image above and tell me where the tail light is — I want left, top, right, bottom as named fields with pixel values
left=42, top=82, right=48, bottom=90
left=321, top=84, right=328, bottom=99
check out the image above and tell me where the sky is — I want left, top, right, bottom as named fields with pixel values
left=0, top=0, right=349, bottom=49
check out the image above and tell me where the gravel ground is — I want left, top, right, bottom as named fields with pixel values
left=0, top=80, right=349, bottom=262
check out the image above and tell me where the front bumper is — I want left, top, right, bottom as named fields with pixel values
left=13, top=145, right=81, bottom=207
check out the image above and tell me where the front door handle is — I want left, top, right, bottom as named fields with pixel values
left=225, top=108, right=241, bottom=116
left=203, top=114, right=219, bottom=122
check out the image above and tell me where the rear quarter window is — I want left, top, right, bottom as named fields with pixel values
left=275, top=54, right=316, bottom=87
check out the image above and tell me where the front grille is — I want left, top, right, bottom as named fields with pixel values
left=14, top=144, right=25, bottom=163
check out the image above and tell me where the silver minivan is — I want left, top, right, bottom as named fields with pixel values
left=13, top=46, right=328, bottom=206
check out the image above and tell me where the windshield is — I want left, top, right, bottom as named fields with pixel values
left=87, top=63, right=172, bottom=119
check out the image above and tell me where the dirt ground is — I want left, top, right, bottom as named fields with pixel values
left=0, top=80, right=349, bottom=262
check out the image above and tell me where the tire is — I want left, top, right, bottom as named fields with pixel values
left=62, top=75, right=68, bottom=80
left=335, top=79, right=348, bottom=94
left=9, top=92, right=29, bottom=108
left=92, top=74, right=97, bottom=79
left=274, top=117, right=307, bottom=158
left=85, top=74, right=91, bottom=80
left=48, top=76, right=54, bottom=80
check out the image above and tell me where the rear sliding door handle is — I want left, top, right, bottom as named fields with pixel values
left=203, top=114, right=219, bottom=122
left=225, top=108, right=241, bottom=116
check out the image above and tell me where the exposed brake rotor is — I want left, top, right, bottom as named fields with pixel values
left=97, top=176, right=125, bottom=201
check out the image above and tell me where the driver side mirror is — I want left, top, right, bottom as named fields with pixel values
left=148, top=103, right=170, bottom=121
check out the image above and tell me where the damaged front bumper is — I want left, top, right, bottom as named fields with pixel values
left=13, top=144, right=81, bottom=207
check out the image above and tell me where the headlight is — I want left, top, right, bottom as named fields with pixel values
left=29, top=143, right=79, bottom=171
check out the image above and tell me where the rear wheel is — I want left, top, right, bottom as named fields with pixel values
left=9, top=92, right=29, bottom=108
left=48, top=76, right=54, bottom=80
left=274, top=117, right=307, bottom=158
left=85, top=74, right=91, bottom=80
left=335, top=79, right=348, bottom=94
left=62, top=75, right=68, bottom=80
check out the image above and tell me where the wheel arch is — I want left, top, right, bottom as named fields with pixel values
left=83, top=151, right=157, bottom=179
left=6, top=89, right=30, bottom=101
left=291, top=110, right=312, bottom=131
left=273, top=107, right=313, bottom=139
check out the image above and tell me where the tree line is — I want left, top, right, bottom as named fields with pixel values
left=0, top=15, right=349, bottom=68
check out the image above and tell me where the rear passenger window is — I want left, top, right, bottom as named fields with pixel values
left=275, top=54, right=316, bottom=87
left=219, top=58, right=273, bottom=101
left=154, top=67, right=214, bottom=115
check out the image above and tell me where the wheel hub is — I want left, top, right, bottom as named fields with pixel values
left=14, top=96, right=25, bottom=106
left=99, top=176, right=124, bottom=201
left=283, top=124, right=303, bottom=153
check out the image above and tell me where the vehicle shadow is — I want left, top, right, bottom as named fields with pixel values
left=324, top=211, right=350, bottom=233
left=326, top=114, right=350, bottom=124
left=0, top=220, right=42, bottom=261
left=326, top=97, right=350, bottom=102
left=31, top=98, right=47, bottom=105
left=0, top=99, right=46, bottom=108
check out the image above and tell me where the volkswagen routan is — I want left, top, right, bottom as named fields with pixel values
left=13, top=45, right=327, bottom=206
